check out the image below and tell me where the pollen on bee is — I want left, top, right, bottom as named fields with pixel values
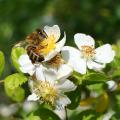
left=47, top=53, right=64, bottom=67
left=38, top=35, right=56, bottom=55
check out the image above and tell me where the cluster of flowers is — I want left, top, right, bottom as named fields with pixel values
left=18, top=25, right=115, bottom=110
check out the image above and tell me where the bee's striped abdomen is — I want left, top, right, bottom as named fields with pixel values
left=26, top=45, right=44, bottom=63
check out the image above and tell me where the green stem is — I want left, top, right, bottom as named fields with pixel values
left=65, top=107, right=68, bottom=120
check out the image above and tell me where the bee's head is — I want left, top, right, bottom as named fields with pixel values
left=36, top=28, right=48, bottom=39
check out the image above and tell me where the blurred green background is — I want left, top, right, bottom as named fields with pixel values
left=0, top=0, right=120, bottom=118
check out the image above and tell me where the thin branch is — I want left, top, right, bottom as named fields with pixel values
left=65, top=107, right=68, bottom=120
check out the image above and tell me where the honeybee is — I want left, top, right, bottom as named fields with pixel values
left=15, top=29, right=48, bottom=63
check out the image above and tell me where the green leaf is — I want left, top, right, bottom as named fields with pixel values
left=83, top=114, right=94, bottom=120
left=4, top=73, right=28, bottom=89
left=66, top=86, right=81, bottom=109
left=70, top=71, right=84, bottom=84
left=5, top=86, right=25, bottom=102
left=83, top=72, right=109, bottom=85
left=34, top=108, right=61, bottom=120
left=11, top=47, right=26, bottom=72
left=87, top=83, right=104, bottom=95
left=4, top=73, right=28, bottom=102
left=110, top=112, right=119, bottom=120
left=113, top=93, right=120, bottom=111
left=0, top=51, right=5, bottom=77
left=71, top=71, right=109, bottom=85
left=70, top=110, right=101, bottom=120
left=26, top=113, right=41, bottom=120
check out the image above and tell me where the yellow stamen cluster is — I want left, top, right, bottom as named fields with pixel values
left=34, top=80, right=58, bottom=106
left=81, top=45, right=95, bottom=59
left=39, top=35, right=56, bottom=55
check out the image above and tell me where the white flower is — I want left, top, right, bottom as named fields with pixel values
left=61, top=33, right=115, bottom=74
left=18, top=54, right=73, bottom=78
left=18, top=25, right=68, bottom=76
left=27, top=66, right=76, bottom=109
left=39, top=25, right=66, bottom=61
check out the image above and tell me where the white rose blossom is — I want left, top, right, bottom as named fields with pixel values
left=37, top=25, right=66, bottom=61
left=61, top=33, right=115, bottom=74
left=27, top=65, right=76, bottom=109
left=18, top=25, right=73, bottom=77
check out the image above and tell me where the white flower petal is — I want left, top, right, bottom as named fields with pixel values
left=27, top=93, right=39, bottom=101
left=74, top=33, right=95, bottom=50
left=57, top=79, right=76, bottom=92
left=87, top=60, right=105, bottom=70
left=56, top=95, right=71, bottom=109
left=56, top=32, right=66, bottom=51
left=107, top=80, right=117, bottom=91
left=44, top=25, right=60, bottom=42
left=44, top=50, right=58, bottom=62
left=44, top=33, right=66, bottom=61
left=95, top=44, right=115, bottom=63
left=54, top=109, right=66, bottom=120
left=57, top=64, right=73, bottom=80
left=18, top=54, right=32, bottom=66
left=18, top=54, right=35, bottom=75
left=35, top=65, right=45, bottom=81
left=43, top=68, right=58, bottom=84
left=103, top=110, right=115, bottom=120
left=28, top=80, right=34, bottom=91
left=20, top=64, right=35, bottom=75
left=61, top=46, right=87, bottom=74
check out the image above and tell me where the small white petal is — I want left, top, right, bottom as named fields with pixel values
left=74, top=33, right=95, bottom=50
left=57, top=79, right=76, bottom=92
left=43, top=68, right=58, bottom=84
left=62, top=46, right=87, bottom=74
left=44, top=25, right=60, bottom=42
left=35, top=65, right=45, bottom=81
left=28, top=80, right=34, bottom=91
left=23, top=101, right=37, bottom=113
left=44, top=50, right=58, bottom=62
left=18, top=54, right=32, bottom=66
left=56, top=32, right=66, bottom=51
left=20, top=64, right=35, bottom=75
left=44, top=33, right=66, bottom=61
left=107, top=80, right=117, bottom=91
left=54, top=109, right=66, bottom=120
left=95, top=44, right=115, bottom=63
left=103, top=109, right=115, bottom=120
left=18, top=54, right=35, bottom=75
left=57, top=64, right=73, bottom=80
left=87, top=60, right=105, bottom=70
left=56, top=95, right=71, bottom=108
left=27, top=93, right=39, bottom=101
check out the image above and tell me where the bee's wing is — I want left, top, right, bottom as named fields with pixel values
left=14, top=40, right=27, bottom=48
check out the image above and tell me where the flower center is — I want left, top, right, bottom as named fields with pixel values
left=81, top=45, right=95, bottom=59
left=47, top=53, right=64, bottom=67
left=38, top=35, right=56, bottom=55
left=34, top=80, right=58, bottom=106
